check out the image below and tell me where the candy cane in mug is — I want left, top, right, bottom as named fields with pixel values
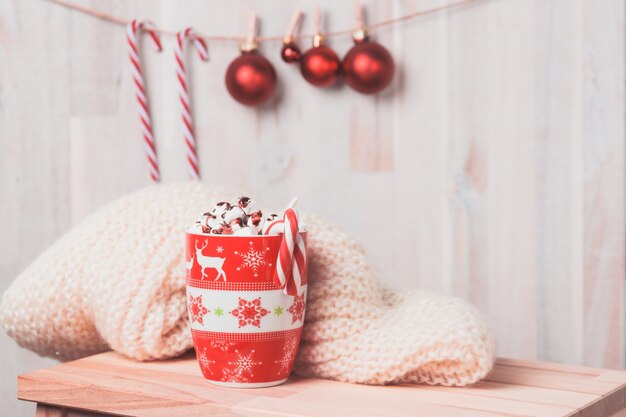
left=273, top=208, right=306, bottom=296
left=174, top=28, right=208, bottom=180
left=126, top=19, right=162, bottom=182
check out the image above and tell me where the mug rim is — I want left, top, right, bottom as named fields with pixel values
left=186, top=228, right=308, bottom=238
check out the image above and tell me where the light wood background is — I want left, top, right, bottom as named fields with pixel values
left=1, top=0, right=624, bottom=415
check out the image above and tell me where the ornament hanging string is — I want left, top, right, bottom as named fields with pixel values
left=45, top=0, right=481, bottom=42
left=126, top=20, right=162, bottom=182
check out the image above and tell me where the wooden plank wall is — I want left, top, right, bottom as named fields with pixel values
left=0, top=0, right=624, bottom=415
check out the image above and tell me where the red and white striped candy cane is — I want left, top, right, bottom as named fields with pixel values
left=174, top=28, right=208, bottom=180
left=127, top=19, right=162, bottom=182
left=273, top=208, right=307, bottom=296
left=288, top=232, right=307, bottom=296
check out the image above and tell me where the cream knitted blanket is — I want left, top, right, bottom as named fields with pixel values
left=0, top=183, right=494, bottom=386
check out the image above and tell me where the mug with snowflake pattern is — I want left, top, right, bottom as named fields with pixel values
left=185, top=231, right=307, bottom=387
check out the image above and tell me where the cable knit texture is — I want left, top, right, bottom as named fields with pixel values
left=0, top=183, right=495, bottom=386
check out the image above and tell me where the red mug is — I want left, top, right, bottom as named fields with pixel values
left=186, top=231, right=307, bottom=387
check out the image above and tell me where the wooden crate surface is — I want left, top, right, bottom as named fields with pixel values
left=18, top=352, right=626, bottom=417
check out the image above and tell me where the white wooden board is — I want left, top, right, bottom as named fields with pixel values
left=0, top=0, right=624, bottom=415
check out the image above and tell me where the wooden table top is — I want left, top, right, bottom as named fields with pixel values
left=18, top=351, right=626, bottom=417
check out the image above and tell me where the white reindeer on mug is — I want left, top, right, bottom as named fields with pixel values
left=195, top=240, right=227, bottom=281
left=185, top=254, right=194, bottom=276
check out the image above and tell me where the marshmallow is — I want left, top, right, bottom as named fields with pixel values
left=210, top=223, right=233, bottom=235
left=211, top=201, right=232, bottom=217
left=263, top=218, right=284, bottom=235
left=207, top=216, right=225, bottom=230
left=197, top=212, right=216, bottom=233
left=222, top=206, right=246, bottom=224
left=189, top=222, right=204, bottom=233
left=238, top=196, right=253, bottom=215
left=234, top=226, right=256, bottom=236
left=197, top=212, right=209, bottom=224
left=247, top=210, right=263, bottom=226
left=228, top=217, right=244, bottom=232
left=192, top=198, right=304, bottom=237
left=247, top=210, right=264, bottom=234
left=262, top=214, right=280, bottom=235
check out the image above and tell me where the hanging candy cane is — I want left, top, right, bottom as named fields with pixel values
left=127, top=19, right=162, bottom=182
left=174, top=28, right=208, bottom=180
left=273, top=208, right=307, bottom=296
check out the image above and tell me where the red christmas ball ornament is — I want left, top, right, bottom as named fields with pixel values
left=281, top=37, right=301, bottom=63
left=225, top=41, right=277, bottom=106
left=342, top=29, right=395, bottom=95
left=300, top=34, right=341, bottom=88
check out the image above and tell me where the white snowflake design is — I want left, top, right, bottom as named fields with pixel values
left=274, top=337, right=299, bottom=377
left=216, top=246, right=224, bottom=253
left=234, top=241, right=272, bottom=277
left=221, top=349, right=262, bottom=383
left=210, top=340, right=233, bottom=352
left=222, top=367, right=249, bottom=383
left=197, top=347, right=215, bottom=374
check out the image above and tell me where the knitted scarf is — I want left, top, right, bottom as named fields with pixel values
left=0, top=183, right=494, bottom=386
